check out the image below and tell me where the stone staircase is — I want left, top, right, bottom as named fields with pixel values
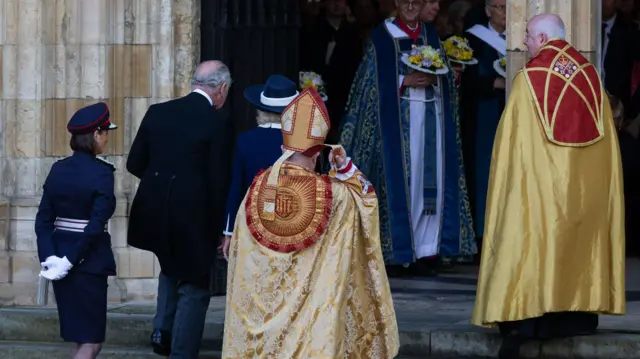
left=0, top=305, right=427, bottom=359
left=0, top=307, right=422, bottom=358
left=4, top=303, right=640, bottom=359
left=0, top=307, right=223, bottom=358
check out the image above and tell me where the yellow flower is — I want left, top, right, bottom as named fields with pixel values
left=443, top=36, right=474, bottom=61
left=408, top=55, right=423, bottom=65
left=302, top=78, right=316, bottom=89
left=407, top=45, right=446, bottom=69
left=499, top=57, right=507, bottom=67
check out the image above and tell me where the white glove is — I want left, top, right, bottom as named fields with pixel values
left=39, top=256, right=73, bottom=281
left=58, top=256, right=73, bottom=272
left=39, top=267, right=65, bottom=281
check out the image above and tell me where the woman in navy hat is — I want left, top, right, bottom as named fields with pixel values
left=220, top=75, right=298, bottom=254
left=35, top=102, right=118, bottom=359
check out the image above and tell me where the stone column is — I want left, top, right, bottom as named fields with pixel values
left=505, top=0, right=601, bottom=93
left=0, top=0, right=200, bottom=306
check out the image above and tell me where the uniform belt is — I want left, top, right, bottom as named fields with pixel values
left=54, top=217, right=108, bottom=233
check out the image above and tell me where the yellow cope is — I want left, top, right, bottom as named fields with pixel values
left=472, top=71, right=626, bottom=327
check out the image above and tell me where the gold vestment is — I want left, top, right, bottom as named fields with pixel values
left=471, top=69, right=626, bottom=327
left=222, top=164, right=399, bottom=358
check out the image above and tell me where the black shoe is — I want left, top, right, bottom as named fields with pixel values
left=385, top=265, right=409, bottom=278
left=150, top=329, right=171, bottom=356
left=498, top=335, right=523, bottom=359
left=410, top=257, right=439, bottom=277
left=439, top=258, right=456, bottom=272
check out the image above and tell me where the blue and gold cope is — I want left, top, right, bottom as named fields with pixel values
left=340, top=20, right=476, bottom=264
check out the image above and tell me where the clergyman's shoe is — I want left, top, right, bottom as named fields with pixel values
left=498, top=335, right=523, bottom=359
left=150, top=329, right=171, bottom=357
left=410, top=257, right=439, bottom=277
left=385, top=265, right=409, bottom=278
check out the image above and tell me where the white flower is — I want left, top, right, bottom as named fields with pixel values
left=421, top=58, right=433, bottom=68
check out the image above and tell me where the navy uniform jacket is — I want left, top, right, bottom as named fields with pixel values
left=35, top=152, right=117, bottom=276
left=222, top=124, right=283, bottom=235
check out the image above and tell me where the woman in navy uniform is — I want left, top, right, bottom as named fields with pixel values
left=35, top=102, right=118, bottom=359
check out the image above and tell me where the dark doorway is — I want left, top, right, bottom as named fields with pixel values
left=201, top=0, right=301, bottom=136
left=200, top=0, right=301, bottom=295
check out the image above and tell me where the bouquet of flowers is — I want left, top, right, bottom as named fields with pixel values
left=401, top=44, right=449, bottom=75
left=299, top=71, right=328, bottom=101
left=442, top=36, right=477, bottom=65
left=493, top=56, right=507, bottom=78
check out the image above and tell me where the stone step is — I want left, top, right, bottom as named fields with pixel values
left=3, top=308, right=640, bottom=358
left=0, top=308, right=223, bottom=349
left=0, top=341, right=222, bottom=359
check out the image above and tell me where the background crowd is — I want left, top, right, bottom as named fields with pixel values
left=298, top=0, right=640, bottom=259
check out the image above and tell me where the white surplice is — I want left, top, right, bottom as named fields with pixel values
left=386, top=19, right=444, bottom=260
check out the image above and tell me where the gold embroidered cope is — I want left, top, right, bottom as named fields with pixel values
left=222, top=166, right=399, bottom=358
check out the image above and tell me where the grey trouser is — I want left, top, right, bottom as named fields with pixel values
left=153, top=271, right=211, bottom=359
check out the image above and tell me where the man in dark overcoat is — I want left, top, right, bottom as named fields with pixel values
left=126, top=60, right=233, bottom=358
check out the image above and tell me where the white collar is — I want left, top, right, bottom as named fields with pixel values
left=258, top=123, right=282, bottom=129
left=192, top=89, right=213, bottom=106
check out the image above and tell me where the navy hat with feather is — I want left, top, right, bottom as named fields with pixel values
left=67, top=102, right=117, bottom=135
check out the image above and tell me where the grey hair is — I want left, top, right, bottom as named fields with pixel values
left=190, top=61, right=232, bottom=90
left=530, top=14, right=566, bottom=40
left=255, top=110, right=281, bottom=126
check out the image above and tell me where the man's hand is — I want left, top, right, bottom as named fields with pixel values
left=221, top=236, right=231, bottom=261
left=402, top=72, right=437, bottom=88
left=494, top=77, right=506, bottom=90
left=329, top=147, right=347, bottom=169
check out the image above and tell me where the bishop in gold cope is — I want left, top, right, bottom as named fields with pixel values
left=220, top=88, right=399, bottom=359
left=471, top=14, right=625, bottom=359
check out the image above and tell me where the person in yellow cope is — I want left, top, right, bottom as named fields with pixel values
left=220, top=88, right=399, bottom=359
left=471, top=13, right=626, bottom=359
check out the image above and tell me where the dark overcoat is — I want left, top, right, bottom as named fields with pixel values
left=127, top=92, right=231, bottom=285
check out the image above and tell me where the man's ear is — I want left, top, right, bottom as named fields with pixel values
left=540, top=32, right=548, bottom=45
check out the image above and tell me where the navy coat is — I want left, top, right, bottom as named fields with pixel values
left=35, top=152, right=117, bottom=276
left=223, top=124, right=283, bottom=235
left=127, top=92, right=232, bottom=284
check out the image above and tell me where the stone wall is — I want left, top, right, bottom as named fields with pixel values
left=0, top=0, right=201, bottom=306
left=505, top=0, right=602, bottom=92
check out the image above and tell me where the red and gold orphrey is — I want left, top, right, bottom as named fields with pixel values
left=523, top=39, right=605, bottom=147
left=245, top=165, right=333, bottom=253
